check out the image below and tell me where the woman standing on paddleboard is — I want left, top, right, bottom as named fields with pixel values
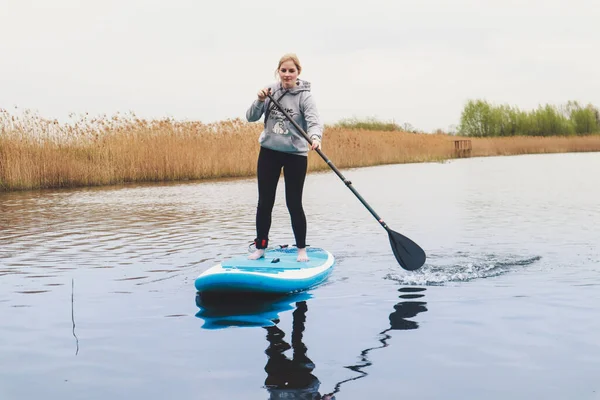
left=246, top=53, right=323, bottom=262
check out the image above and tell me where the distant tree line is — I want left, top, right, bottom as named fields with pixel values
left=458, top=100, right=600, bottom=137
left=330, top=117, right=421, bottom=133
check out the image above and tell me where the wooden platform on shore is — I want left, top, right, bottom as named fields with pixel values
left=454, top=140, right=472, bottom=158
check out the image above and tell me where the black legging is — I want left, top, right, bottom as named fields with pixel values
left=255, top=146, right=307, bottom=249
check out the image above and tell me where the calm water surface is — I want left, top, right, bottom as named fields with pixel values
left=1, top=153, right=599, bottom=399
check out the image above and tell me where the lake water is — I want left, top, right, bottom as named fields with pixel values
left=1, top=152, right=599, bottom=400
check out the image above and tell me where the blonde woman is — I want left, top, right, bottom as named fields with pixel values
left=246, top=53, right=323, bottom=262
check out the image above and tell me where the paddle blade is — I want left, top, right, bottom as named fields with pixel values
left=388, top=229, right=426, bottom=271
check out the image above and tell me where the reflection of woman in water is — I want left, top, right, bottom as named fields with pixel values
left=263, top=301, right=335, bottom=400
left=261, top=288, right=428, bottom=399
left=199, top=287, right=427, bottom=398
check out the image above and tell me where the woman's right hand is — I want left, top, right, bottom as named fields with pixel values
left=257, top=88, right=270, bottom=102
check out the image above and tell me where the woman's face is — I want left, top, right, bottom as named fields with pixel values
left=278, top=60, right=299, bottom=88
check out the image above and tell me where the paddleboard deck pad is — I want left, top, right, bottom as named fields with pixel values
left=195, top=247, right=335, bottom=294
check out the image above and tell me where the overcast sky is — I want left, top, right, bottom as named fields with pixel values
left=1, top=0, right=599, bottom=132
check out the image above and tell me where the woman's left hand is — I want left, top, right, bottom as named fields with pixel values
left=311, top=139, right=321, bottom=151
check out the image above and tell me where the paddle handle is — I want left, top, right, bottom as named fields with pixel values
left=266, top=92, right=390, bottom=231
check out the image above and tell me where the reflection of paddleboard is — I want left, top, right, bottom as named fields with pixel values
left=194, top=247, right=335, bottom=294
left=195, top=291, right=313, bottom=330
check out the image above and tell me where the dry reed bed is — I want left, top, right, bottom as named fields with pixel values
left=1, top=110, right=599, bottom=192
left=470, top=135, right=600, bottom=156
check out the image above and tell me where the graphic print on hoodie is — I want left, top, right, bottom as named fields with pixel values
left=246, top=79, right=323, bottom=156
left=270, top=105, right=294, bottom=134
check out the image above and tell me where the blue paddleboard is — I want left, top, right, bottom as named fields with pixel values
left=194, top=247, right=335, bottom=294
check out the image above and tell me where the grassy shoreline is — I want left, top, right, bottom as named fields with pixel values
left=2, top=112, right=600, bottom=192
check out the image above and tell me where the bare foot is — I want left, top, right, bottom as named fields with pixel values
left=248, top=249, right=265, bottom=260
left=297, top=248, right=309, bottom=262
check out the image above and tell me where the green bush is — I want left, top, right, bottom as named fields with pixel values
left=458, top=99, right=600, bottom=137
left=331, top=117, right=403, bottom=132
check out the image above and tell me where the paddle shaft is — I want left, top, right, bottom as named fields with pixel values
left=266, top=92, right=391, bottom=232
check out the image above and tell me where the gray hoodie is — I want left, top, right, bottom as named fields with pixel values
left=246, top=79, right=323, bottom=156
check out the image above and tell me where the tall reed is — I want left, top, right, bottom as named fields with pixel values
left=0, top=109, right=263, bottom=190
left=1, top=109, right=600, bottom=192
left=468, top=135, right=600, bottom=156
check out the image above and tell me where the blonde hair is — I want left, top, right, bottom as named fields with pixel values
left=275, top=53, right=302, bottom=76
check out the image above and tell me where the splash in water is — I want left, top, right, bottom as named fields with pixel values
left=385, top=253, right=542, bottom=286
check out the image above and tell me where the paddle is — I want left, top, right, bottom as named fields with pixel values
left=266, top=91, right=426, bottom=271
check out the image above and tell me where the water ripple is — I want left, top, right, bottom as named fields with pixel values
left=0, top=180, right=257, bottom=300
